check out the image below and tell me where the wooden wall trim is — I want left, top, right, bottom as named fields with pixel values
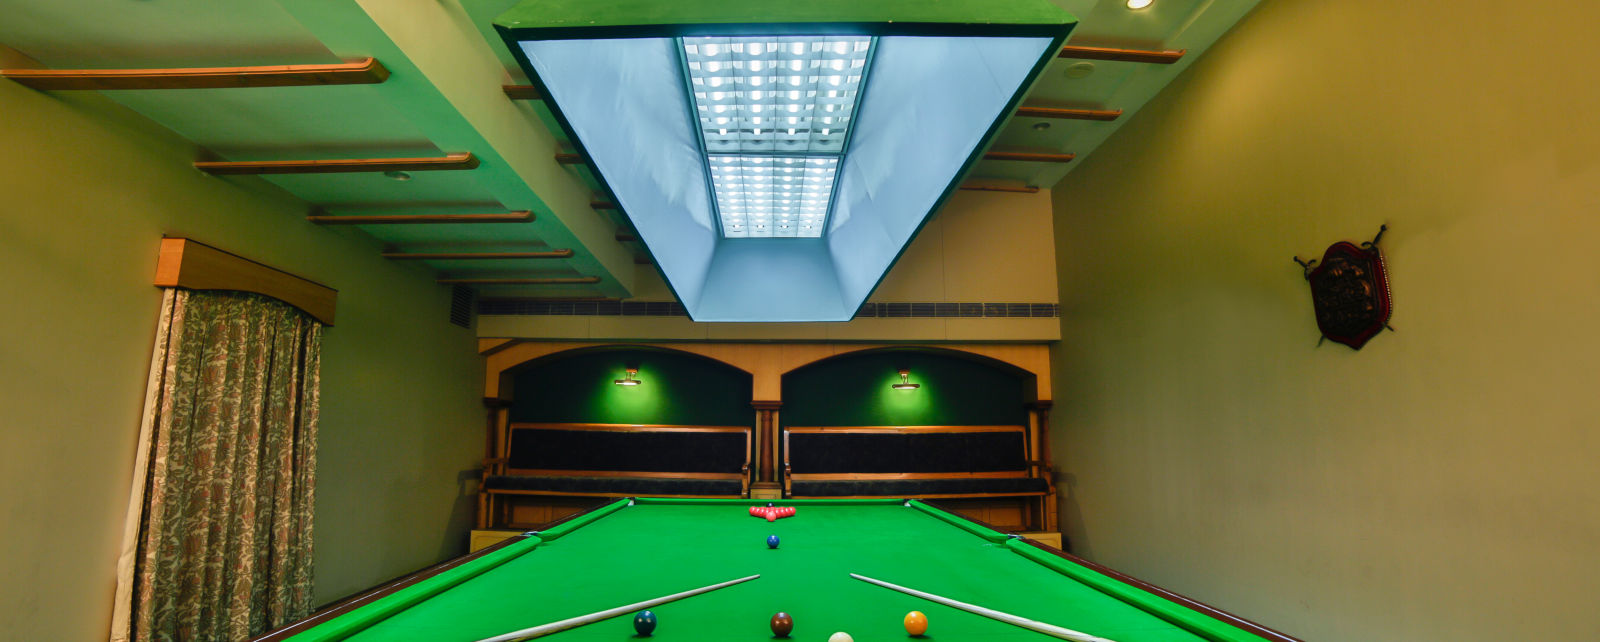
left=2, top=58, right=388, bottom=90
left=786, top=426, right=1024, bottom=434
left=1058, top=45, right=1186, bottom=64
left=483, top=342, right=1053, bottom=401
left=790, top=471, right=1028, bottom=481
left=154, top=237, right=337, bottom=325
left=508, top=422, right=750, bottom=434
left=195, top=152, right=478, bottom=175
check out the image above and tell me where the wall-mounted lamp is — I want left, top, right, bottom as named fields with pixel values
left=613, top=367, right=642, bottom=387
left=891, top=368, right=920, bottom=390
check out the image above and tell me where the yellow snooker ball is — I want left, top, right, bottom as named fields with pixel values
left=904, top=611, right=929, bottom=636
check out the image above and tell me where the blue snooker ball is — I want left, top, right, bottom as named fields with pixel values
left=633, top=610, right=657, bottom=636
left=767, top=534, right=781, bottom=549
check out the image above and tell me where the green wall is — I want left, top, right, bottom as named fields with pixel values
left=510, top=349, right=753, bottom=427
left=1048, top=1, right=1600, bottom=640
left=0, top=74, right=484, bottom=639
left=782, top=350, right=1031, bottom=426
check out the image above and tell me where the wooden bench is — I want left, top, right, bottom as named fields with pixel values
left=783, top=425, right=1055, bottom=529
left=479, top=422, right=749, bottom=527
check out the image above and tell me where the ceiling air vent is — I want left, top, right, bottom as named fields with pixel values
left=450, top=285, right=475, bottom=328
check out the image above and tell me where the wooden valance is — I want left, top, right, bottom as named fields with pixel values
left=154, top=238, right=338, bottom=325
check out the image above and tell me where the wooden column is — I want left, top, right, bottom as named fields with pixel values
left=751, top=401, right=783, bottom=494
left=1027, top=400, right=1056, bottom=532
left=479, top=397, right=512, bottom=529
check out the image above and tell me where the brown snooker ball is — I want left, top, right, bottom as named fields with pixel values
left=769, top=611, right=794, bottom=637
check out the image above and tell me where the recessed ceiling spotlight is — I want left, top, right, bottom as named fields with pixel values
left=1032, top=122, right=1051, bottom=131
left=1127, top=0, right=1154, bottom=9
left=1064, top=62, right=1095, bottom=78
left=383, top=170, right=412, bottom=181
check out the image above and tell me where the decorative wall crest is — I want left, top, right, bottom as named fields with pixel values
left=1294, top=225, right=1393, bottom=350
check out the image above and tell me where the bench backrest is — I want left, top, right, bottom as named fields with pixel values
left=785, top=426, right=1029, bottom=478
left=507, top=423, right=750, bottom=478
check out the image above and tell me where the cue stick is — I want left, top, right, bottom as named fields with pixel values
left=473, top=574, right=760, bottom=642
left=850, top=573, right=1119, bottom=642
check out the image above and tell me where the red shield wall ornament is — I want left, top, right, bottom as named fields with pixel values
left=1297, top=226, right=1392, bottom=350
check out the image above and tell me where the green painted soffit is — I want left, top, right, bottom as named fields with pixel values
left=495, top=0, right=1075, bottom=34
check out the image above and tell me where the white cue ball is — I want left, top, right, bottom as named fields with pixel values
left=828, top=633, right=854, bottom=642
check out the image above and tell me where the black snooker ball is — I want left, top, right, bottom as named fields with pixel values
left=767, top=502, right=775, bottom=507
left=770, top=611, right=794, bottom=637
left=633, top=610, right=657, bottom=636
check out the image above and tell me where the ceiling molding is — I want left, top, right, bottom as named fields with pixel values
left=1058, top=44, right=1185, bottom=64
left=382, top=250, right=575, bottom=260
left=195, top=152, right=478, bottom=175
left=306, top=211, right=534, bottom=225
left=1, top=58, right=388, bottom=90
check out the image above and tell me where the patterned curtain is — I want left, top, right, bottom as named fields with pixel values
left=111, top=289, right=321, bottom=642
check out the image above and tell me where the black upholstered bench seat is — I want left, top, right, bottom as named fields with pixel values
left=790, top=476, right=1049, bottom=497
left=784, top=426, right=1051, bottom=500
left=485, top=474, right=744, bottom=497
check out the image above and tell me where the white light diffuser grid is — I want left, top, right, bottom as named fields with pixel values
left=683, top=36, right=871, bottom=238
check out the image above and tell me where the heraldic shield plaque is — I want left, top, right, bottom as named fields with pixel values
left=1297, top=226, right=1392, bottom=350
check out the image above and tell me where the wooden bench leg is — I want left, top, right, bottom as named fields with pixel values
left=1044, top=493, right=1058, bottom=532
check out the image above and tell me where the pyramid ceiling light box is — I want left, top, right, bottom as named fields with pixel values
left=497, top=0, right=1075, bottom=321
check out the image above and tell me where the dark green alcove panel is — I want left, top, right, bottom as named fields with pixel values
left=510, top=348, right=753, bottom=427
left=782, top=350, right=1031, bottom=427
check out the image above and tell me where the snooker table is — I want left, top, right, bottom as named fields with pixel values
left=256, top=499, right=1298, bottom=642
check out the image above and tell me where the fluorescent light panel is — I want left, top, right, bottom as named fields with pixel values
left=683, top=36, right=871, bottom=238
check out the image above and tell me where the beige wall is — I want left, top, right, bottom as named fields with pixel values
left=0, top=79, right=485, bottom=637
left=480, top=188, right=1061, bottom=341
left=1049, top=1, right=1600, bottom=640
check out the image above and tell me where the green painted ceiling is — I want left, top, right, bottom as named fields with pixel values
left=1, top=0, right=1259, bottom=301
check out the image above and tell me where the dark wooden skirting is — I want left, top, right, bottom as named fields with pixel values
left=590, top=201, right=618, bottom=210
left=436, top=276, right=600, bottom=285
left=786, top=425, right=1023, bottom=434
left=504, top=468, right=746, bottom=480
left=927, top=504, right=1305, bottom=642
left=1059, top=45, right=1186, bottom=64
left=307, top=211, right=533, bottom=225
left=2, top=58, right=389, bottom=90
left=250, top=532, right=523, bottom=640
left=487, top=489, right=743, bottom=499
left=510, top=422, right=748, bottom=433
left=503, top=84, right=541, bottom=100
left=555, top=153, right=583, bottom=165
left=791, top=471, right=1027, bottom=481
left=983, top=151, right=1076, bottom=163
left=381, top=250, right=574, bottom=260
left=791, top=491, right=1047, bottom=499
left=1014, top=105, right=1122, bottom=121
left=615, top=233, right=637, bottom=242
left=252, top=498, right=623, bottom=641
left=196, top=152, right=478, bottom=175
